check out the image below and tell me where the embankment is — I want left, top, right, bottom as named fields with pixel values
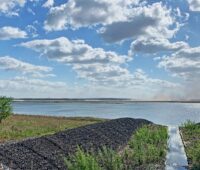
left=0, top=118, right=151, bottom=170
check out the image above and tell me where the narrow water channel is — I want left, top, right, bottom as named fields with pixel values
left=165, top=126, right=188, bottom=170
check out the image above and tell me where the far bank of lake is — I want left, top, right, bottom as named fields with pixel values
left=13, top=100, right=200, bottom=126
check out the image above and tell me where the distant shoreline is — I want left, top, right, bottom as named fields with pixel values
left=13, top=98, right=200, bottom=103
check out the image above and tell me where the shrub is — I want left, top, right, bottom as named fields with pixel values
left=128, top=125, right=168, bottom=166
left=187, top=142, right=200, bottom=170
left=65, top=147, right=124, bottom=170
left=0, top=97, right=13, bottom=123
left=97, top=147, right=124, bottom=170
left=65, top=125, right=168, bottom=170
left=65, top=147, right=101, bottom=170
left=182, top=120, right=197, bottom=131
left=182, top=121, right=200, bottom=170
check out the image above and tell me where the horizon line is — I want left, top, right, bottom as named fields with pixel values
left=12, top=98, right=200, bottom=103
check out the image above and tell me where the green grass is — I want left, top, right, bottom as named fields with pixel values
left=123, top=125, right=168, bottom=169
left=97, top=147, right=123, bottom=170
left=65, top=147, right=102, bottom=170
left=181, top=121, right=200, bottom=170
left=65, top=125, right=168, bottom=170
left=65, top=147, right=124, bottom=170
left=0, top=114, right=105, bottom=143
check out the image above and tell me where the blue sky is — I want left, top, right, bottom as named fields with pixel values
left=0, top=0, right=200, bottom=99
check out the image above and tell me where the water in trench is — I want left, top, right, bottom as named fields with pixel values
left=166, top=126, right=188, bottom=170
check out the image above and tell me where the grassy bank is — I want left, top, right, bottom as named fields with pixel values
left=0, top=114, right=105, bottom=143
left=180, top=121, right=200, bottom=169
left=126, top=125, right=168, bottom=169
left=65, top=124, right=168, bottom=170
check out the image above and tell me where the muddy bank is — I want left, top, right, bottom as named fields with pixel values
left=0, top=118, right=151, bottom=170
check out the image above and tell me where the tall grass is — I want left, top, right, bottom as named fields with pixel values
left=188, top=142, right=200, bottom=170
left=65, top=147, right=123, bottom=170
left=65, top=125, right=168, bottom=170
left=125, top=125, right=168, bottom=167
left=97, top=147, right=123, bottom=170
left=65, top=147, right=101, bottom=170
left=181, top=120, right=200, bottom=169
left=182, top=120, right=198, bottom=131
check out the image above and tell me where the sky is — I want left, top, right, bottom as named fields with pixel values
left=0, top=0, right=200, bottom=100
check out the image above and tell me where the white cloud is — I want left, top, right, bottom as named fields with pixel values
left=100, top=3, right=180, bottom=43
left=72, top=62, right=178, bottom=88
left=20, top=37, right=130, bottom=64
left=43, top=1, right=181, bottom=54
left=158, top=47, right=200, bottom=79
left=0, top=76, right=68, bottom=98
left=0, top=56, right=54, bottom=77
left=19, top=37, right=180, bottom=99
left=187, top=0, right=200, bottom=11
left=44, top=0, right=140, bottom=31
left=0, top=74, right=179, bottom=99
left=129, top=38, right=189, bottom=55
left=26, top=25, right=38, bottom=38
left=20, top=37, right=132, bottom=85
left=0, top=26, right=27, bottom=40
left=20, top=37, right=175, bottom=87
left=158, top=46, right=200, bottom=99
left=43, top=0, right=54, bottom=8
left=73, top=63, right=133, bottom=86
left=0, top=0, right=26, bottom=16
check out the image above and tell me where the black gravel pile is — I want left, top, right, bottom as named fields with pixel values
left=0, top=118, right=151, bottom=170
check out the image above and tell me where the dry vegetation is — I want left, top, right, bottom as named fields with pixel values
left=0, top=114, right=105, bottom=143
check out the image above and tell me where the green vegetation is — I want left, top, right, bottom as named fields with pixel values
left=126, top=125, right=168, bottom=168
left=65, top=147, right=123, bottom=170
left=181, top=121, right=200, bottom=170
left=122, top=125, right=168, bottom=169
left=65, top=147, right=101, bottom=170
left=0, top=97, right=13, bottom=123
left=65, top=125, right=168, bottom=170
left=0, top=114, right=105, bottom=143
left=97, top=147, right=123, bottom=170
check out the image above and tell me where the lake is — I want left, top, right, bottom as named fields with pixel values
left=13, top=101, right=200, bottom=126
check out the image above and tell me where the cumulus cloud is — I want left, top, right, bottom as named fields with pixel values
left=19, top=37, right=133, bottom=85
left=0, top=26, right=27, bottom=40
left=0, top=0, right=26, bottom=16
left=73, top=64, right=133, bottom=86
left=19, top=37, right=130, bottom=64
left=73, top=63, right=179, bottom=89
left=0, top=56, right=54, bottom=77
left=44, top=0, right=140, bottom=31
left=19, top=37, right=178, bottom=89
left=44, top=1, right=180, bottom=44
left=0, top=76, right=68, bottom=98
left=158, top=47, right=200, bottom=79
left=129, top=38, right=189, bottom=55
left=130, top=69, right=178, bottom=88
left=187, top=0, right=200, bottom=11
left=158, top=46, right=200, bottom=99
left=0, top=73, right=179, bottom=99
left=43, top=0, right=54, bottom=8
left=159, top=47, right=200, bottom=76
left=100, top=3, right=179, bottom=43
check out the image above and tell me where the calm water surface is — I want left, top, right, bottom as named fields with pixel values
left=13, top=101, right=200, bottom=126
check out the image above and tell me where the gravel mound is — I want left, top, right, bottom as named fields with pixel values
left=0, top=118, right=151, bottom=170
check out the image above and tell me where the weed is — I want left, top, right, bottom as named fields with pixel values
left=65, top=125, right=168, bottom=170
left=65, top=147, right=101, bottom=170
